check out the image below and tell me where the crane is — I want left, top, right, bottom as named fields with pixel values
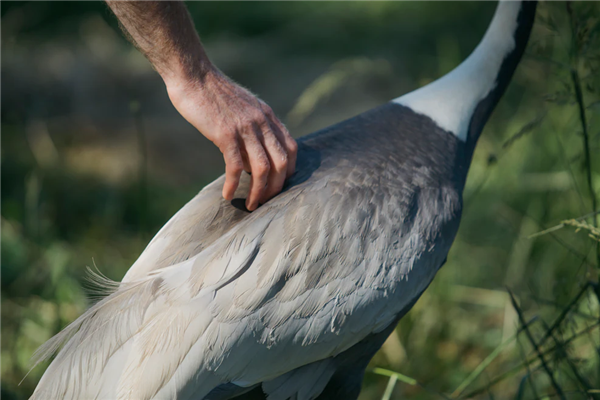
left=31, top=1, right=537, bottom=399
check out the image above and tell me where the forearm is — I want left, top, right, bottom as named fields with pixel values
left=106, top=0, right=212, bottom=85
left=107, top=0, right=297, bottom=210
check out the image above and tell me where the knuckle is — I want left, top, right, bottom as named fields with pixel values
left=259, top=121, right=272, bottom=133
left=250, top=110, right=266, bottom=124
left=264, top=106, right=275, bottom=118
left=229, top=161, right=244, bottom=174
left=237, top=127, right=251, bottom=139
left=273, top=154, right=288, bottom=171
left=221, top=128, right=238, bottom=143
left=256, top=160, right=270, bottom=177
left=236, top=115, right=252, bottom=129
left=238, top=122, right=260, bottom=139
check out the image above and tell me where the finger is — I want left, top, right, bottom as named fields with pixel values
left=284, top=133, right=298, bottom=179
left=243, top=136, right=270, bottom=211
left=260, top=126, right=288, bottom=203
left=239, top=146, right=251, bottom=174
left=222, top=142, right=244, bottom=201
left=266, top=111, right=297, bottom=178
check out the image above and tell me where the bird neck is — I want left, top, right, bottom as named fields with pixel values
left=393, top=1, right=537, bottom=151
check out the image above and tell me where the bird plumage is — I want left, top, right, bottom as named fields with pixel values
left=31, top=1, right=536, bottom=399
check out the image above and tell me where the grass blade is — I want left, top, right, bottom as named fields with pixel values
left=451, top=317, right=538, bottom=398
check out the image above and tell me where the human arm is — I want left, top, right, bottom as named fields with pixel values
left=106, top=1, right=297, bottom=211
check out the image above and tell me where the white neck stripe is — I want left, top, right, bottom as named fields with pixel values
left=393, top=1, right=522, bottom=141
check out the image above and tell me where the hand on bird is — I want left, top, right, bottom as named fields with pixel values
left=166, top=68, right=297, bottom=211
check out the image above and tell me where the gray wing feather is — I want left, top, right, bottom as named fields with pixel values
left=32, top=109, right=464, bottom=400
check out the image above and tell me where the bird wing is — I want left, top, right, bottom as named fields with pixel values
left=121, top=175, right=251, bottom=282
left=122, top=139, right=323, bottom=283
left=32, top=156, right=461, bottom=400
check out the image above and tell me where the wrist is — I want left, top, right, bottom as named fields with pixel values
left=161, top=46, right=218, bottom=93
left=164, top=62, right=220, bottom=106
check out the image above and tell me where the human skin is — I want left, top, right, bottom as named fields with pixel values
left=107, top=1, right=297, bottom=211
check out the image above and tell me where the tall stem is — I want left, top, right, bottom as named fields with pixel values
left=566, top=2, right=599, bottom=268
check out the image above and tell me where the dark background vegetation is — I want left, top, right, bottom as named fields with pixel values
left=2, top=2, right=599, bottom=399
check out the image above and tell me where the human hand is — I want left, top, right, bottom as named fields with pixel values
left=166, top=68, right=297, bottom=211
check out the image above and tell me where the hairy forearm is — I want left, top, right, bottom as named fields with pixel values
left=107, top=0, right=297, bottom=210
left=106, top=0, right=212, bottom=84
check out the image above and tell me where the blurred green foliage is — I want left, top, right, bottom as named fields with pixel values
left=2, top=2, right=600, bottom=400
